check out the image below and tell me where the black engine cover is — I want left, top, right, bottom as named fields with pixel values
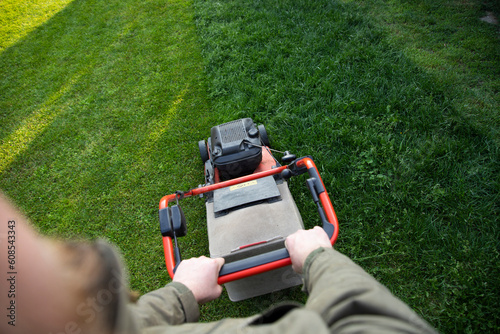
left=210, top=118, right=262, bottom=180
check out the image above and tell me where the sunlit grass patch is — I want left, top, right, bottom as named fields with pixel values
left=0, top=0, right=74, bottom=52
left=0, top=0, right=215, bottom=296
left=0, top=67, right=86, bottom=173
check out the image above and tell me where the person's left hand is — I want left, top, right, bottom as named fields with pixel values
left=173, top=256, right=225, bottom=304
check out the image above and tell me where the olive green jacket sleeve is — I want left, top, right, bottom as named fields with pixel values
left=303, top=247, right=438, bottom=333
left=121, top=247, right=438, bottom=334
left=128, top=282, right=200, bottom=329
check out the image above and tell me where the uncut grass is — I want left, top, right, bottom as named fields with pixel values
left=0, top=0, right=217, bottom=294
left=193, top=0, right=499, bottom=332
left=362, top=0, right=500, bottom=143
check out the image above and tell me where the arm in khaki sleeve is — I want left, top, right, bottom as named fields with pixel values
left=124, top=256, right=222, bottom=330
left=303, top=248, right=438, bottom=334
left=128, top=282, right=200, bottom=328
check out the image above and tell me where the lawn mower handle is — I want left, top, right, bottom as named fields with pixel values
left=159, top=157, right=339, bottom=285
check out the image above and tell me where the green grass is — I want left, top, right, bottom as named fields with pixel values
left=0, top=0, right=75, bottom=52
left=1, top=0, right=499, bottom=333
left=0, top=0, right=217, bottom=292
left=193, top=0, right=499, bottom=331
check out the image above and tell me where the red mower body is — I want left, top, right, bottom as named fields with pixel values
left=159, top=119, right=339, bottom=301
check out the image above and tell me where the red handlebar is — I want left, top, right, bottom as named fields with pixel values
left=159, top=157, right=339, bottom=284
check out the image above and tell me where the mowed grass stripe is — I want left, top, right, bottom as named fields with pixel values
left=0, top=0, right=215, bottom=294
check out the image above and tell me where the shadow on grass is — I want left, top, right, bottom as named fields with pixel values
left=192, top=0, right=499, bottom=331
left=0, top=0, right=216, bottom=292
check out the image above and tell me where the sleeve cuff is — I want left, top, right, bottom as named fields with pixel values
left=302, top=247, right=329, bottom=293
left=167, top=282, right=200, bottom=323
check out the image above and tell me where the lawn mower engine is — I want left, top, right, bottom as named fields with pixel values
left=159, top=118, right=339, bottom=302
left=208, top=118, right=263, bottom=180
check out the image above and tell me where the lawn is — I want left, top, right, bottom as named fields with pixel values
left=1, top=0, right=499, bottom=333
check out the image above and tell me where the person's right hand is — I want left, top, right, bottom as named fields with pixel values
left=285, top=226, right=332, bottom=274
left=173, top=256, right=225, bottom=304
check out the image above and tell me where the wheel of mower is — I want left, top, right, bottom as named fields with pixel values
left=258, top=124, right=271, bottom=147
left=198, top=140, right=209, bottom=163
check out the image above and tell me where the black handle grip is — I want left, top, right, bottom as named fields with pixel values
left=219, top=247, right=290, bottom=276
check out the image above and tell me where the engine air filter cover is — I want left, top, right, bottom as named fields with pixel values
left=210, top=118, right=263, bottom=180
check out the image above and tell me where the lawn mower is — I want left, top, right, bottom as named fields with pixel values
left=158, top=118, right=339, bottom=301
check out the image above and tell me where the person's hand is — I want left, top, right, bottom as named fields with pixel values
left=285, top=226, right=332, bottom=274
left=173, top=256, right=225, bottom=304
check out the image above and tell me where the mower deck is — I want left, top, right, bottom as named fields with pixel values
left=207, top=180, right=304, bottom=301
